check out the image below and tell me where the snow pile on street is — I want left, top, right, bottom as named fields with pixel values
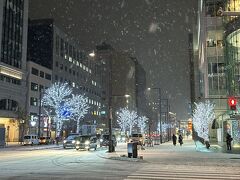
left=109, top=155, right=144, bottom=162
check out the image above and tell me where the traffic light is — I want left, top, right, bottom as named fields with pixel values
left=228, top=97, right=237, bottom=110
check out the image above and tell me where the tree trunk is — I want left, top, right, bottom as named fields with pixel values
left=129, top=126, right=132, bottom=135
left=76, top=118, right=80, bottom=134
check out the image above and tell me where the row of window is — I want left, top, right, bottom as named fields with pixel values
left=0, top=99, right=18, bottom=111
left=31, top=67, right=52, bottom=80
left=0, top=74, right=21, bottom=85
left=55, top=35, right=94, bottom=76
left=56, top=35, right=86, bottom=62
left=54, top=76, right=101, bottom=97
left=31, top=82, right=48, bottom=92
left=56, top=60, right=92, bottom=75
left=30, top=96, right=101, bottom=107
left=0, top=0, right=24, bottom=69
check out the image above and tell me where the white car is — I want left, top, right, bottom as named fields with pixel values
left=23, top=134, right=39, bottom=145
left=75, top=135, right=97, bottom=151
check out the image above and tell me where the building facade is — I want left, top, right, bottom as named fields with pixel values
left=96, top=43, right=138, bottom=133
left=0, top=0, right=28, bottom=142
left=195, top=0, right=240, bottom=149
left=26, top=61, right=52, bottom=136
left=28, top=19, right=104, bottom=136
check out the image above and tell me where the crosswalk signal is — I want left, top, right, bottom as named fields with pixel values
left=228, top=97, right=237, bottom=110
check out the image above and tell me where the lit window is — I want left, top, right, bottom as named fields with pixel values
left=76, top=61, right=79, bottom=66
left=69, top=57, right=72, bottom=62
left=86, top=67, right=89, bottom=72
left=83, top=65, right=86, bottom=70
left=72, top=82, right=75, bottom=87
left=31, top=82, right=38, bottom=91
left=80, top=63, right=83, bottom=68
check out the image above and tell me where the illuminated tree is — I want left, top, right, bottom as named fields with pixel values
left=158, top=122, right=169, bottom=133
left=117, top=108, right=138, bottom=135
left=192, top=100, right=215, bottom=142
left=67, top=94, right=90, bottom=133
left=42, top=82, right=72, bottom=137
left=117, top=107, right=129, bottom=134
left=127, top=110, right=138, bottom=135
left=138, top=116, right=148, bottom=134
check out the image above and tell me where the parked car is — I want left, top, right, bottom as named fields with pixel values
left=75, top=135, right=97, bottom=151
left=39, top=136, right=51, bottom=145
left=23, top=134, right=39, bottom=145
left=129, top=133, right=145, bottom=145
left=100, top=134, right=117, bottom=147
left=63, top=134, right=79, bottom=149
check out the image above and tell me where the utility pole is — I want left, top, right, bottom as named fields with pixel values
left=38, top=87, right=42, bottom=138
left=158, top=88, right=162, bottom=144
left=108, top=54, right=114, bottom=152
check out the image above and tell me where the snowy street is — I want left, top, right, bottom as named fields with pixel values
left=0, top=140, right=239, bottom=179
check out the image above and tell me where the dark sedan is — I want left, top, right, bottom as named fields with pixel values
left=63, top=135, right=79, bottom=149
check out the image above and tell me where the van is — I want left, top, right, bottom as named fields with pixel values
left=129, top=133, right=145, bottom=145
left=23, top=134, right=39, bottom=145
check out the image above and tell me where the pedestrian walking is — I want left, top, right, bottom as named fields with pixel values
left=178, top=134, right=183, bottom=146
left=226, top=133, right=233, bottom=150
left=172, top=134, right=177, bottom=146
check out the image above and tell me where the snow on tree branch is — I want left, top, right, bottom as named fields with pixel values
left=137, top=116, right=148, bottom=134
left=42, top=82, right=72, bottom=137
left=192, top=100, right=215, bottom=141
left=127, top=109, right=138, bottom=135
left=67, top=94, right=90, bottom=133
left=117, top=107, right=129, bottom=134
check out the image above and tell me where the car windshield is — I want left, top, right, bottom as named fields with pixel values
left=76, top=136, right=91, bottom=142
left=66, top=135, right=78, bottom=140
left=24, top=136, right=31, bottom=139
left=102, top=135, right=116, bottom=140
left=102, top=135, right=109, bottom=140
left=132, top=134, right=142, bottom=138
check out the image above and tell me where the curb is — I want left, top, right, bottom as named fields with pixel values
left=97, top=151, right=145, bottom=162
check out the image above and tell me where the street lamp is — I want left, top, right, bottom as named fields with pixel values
left=147, top=87, right=162, bottom=144
left=89, top=51, right=95, bottom=57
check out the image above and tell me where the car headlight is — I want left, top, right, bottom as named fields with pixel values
left=85, top=140, right=90, bottom=145
left=76, top=141, right=80, bottom=145
left=100, top=139, right=103, bottom=142
left=63, top=140, right=67, bottom=143
left=72, top=140, right=76, bottom=143
left=122, top=137, right=125, bottom=141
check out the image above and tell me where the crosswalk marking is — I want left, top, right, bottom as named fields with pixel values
left=125, top=166, right=240, bottom=180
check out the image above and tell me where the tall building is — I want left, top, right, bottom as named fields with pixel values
left=0, top=0, right=28, bottom=142
left=195, top=0, right=240, bottom=149
left=134, top=58, right=148, bottom=118
left=96, top=43, right=138, bottom=131
left=27, top=19, right=104, bottom=135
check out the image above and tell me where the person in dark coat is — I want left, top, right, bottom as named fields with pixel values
left=226, top=133, right=233, bottom=150
left=178, top=134, right=183, bottom=146
left=172, top=134, right=177, bottom=146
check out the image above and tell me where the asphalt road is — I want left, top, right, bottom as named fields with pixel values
left=0, top=141, right=240, bottom=180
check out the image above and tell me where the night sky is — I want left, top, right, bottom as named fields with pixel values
left=29, top=0, right=197, bottom=120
